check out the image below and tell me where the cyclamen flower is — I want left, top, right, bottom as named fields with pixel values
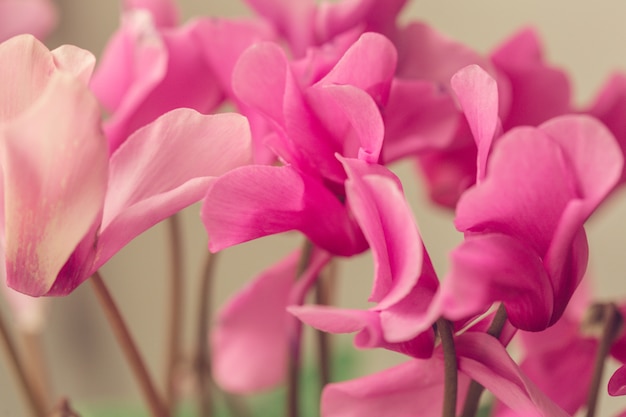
left=202, top=33, right=399, bottom=256
left=91, top=4, right=224, bottom=152
left=290, top=157, right=438, bottom=357
left=0, top=35, right=252, bottom=296
left=433, top=67, right=622, bottom=330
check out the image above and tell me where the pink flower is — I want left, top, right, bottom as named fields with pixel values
left=609, top=365, right=626, bottom=397
left=90, top=7, right=224, bottom=153
left=0, top=35, right=252, bottom=296
left=289, top=158, right=438, bottom=357
left=436, top=112, right=622, bottom=330
left=202, top=33, right=398, bottom=256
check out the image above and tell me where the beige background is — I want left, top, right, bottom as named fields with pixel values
left=2, top=0, right=626, bottom=416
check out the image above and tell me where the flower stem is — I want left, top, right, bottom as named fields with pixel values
left=287, top=239, right=314, bottom=417
left=314, top=260, right=335, bottom=389
left=436, top=318, right=458, bottom=417
left=195, top=251, right=218, bottom=417
left=165, top=213, right=184, bottom=414
left=585, top=303, right=623, bottom=417
left=90, top=271, right=168, bottom=417
left=461, top=303, right=508, bottom=417
left=0, top=307, right=47, bottom=417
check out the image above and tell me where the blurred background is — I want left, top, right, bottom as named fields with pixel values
left=2, top=0, right=626, bottom=415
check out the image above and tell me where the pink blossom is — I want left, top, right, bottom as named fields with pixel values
left=289, top=158, right=438, bottom=357
left=436, top=113, right=622, bottom=331
left=0, top=35, right=252, bottom=296
left=91, top=8, right=224, bottom=153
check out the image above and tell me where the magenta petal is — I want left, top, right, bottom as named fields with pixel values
left=306, top=84, right=384, bottom=163
left=457, top=332, right=570, bottom=417
left=343, top=158, right=431, bottom=307
left=455, top=126, right=577, bottom=256
left=491, top=28, right=571, bottom=129
left=243, top=0, right=315, bottom=56
left=381, top=79, right=458, bottom=163
left=450, top=64, right=501, bottom=181
left=322, top=356, right=470, bottom=417
left=442, top=234, right=553, bottom=331
left=232, top=41, right=289, bottom=125
left=318, top=32, right=397, bottom=105
left=2, top=73, right=108, bottom=296
left=212, top=249, right=329, bottom=392
left=202, top=165, right=366, bottom=256
left=97, top=110, right=251, bottom=269
left=609, top=366, right=626, bottom=396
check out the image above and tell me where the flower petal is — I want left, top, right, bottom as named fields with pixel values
left=212, top=249, right=329, bottom=392
left=457, top=332, right=570, bottom=417
left=96, top=110, right=251, bottom=270
left=202, top=164, right=366, bottom=256
left=2, top=73, right=108, bottom=296
left=609, top=365, right=626, bottom=396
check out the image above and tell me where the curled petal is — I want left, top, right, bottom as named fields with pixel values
left=441, top=234, right=553, bottom=331
left=451, top=64, right=501, bottom=182
left=97, top=110, right=252, bottom=269
left=202, top=165, right=366, bottom=256
left=0, top=0, right=57, bottom=41
left=2, top=73, right=108, bottom=296
left=457, top=333, right=570, bottom=417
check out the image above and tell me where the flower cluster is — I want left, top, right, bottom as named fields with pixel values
left=1, top=0, right=625, bottom=417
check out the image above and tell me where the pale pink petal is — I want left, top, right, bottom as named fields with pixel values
left=450, top=64, right=501, bottom=182
left=457, top=332, right=570, bottom=417
left=51, top=45, right=96, bottom=84
left=2, top=73, right=108, bottom=296
left=123, top=0, right=180, bottom=27
left=0, top=0, right=57, bottom=41
left=609, top=366, right=626, bottom=396
left=97, top=110, right=251, bottom=269
left=212, top=249, right=330, bottom=392
left=0, top=34, right=56, bottom=122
